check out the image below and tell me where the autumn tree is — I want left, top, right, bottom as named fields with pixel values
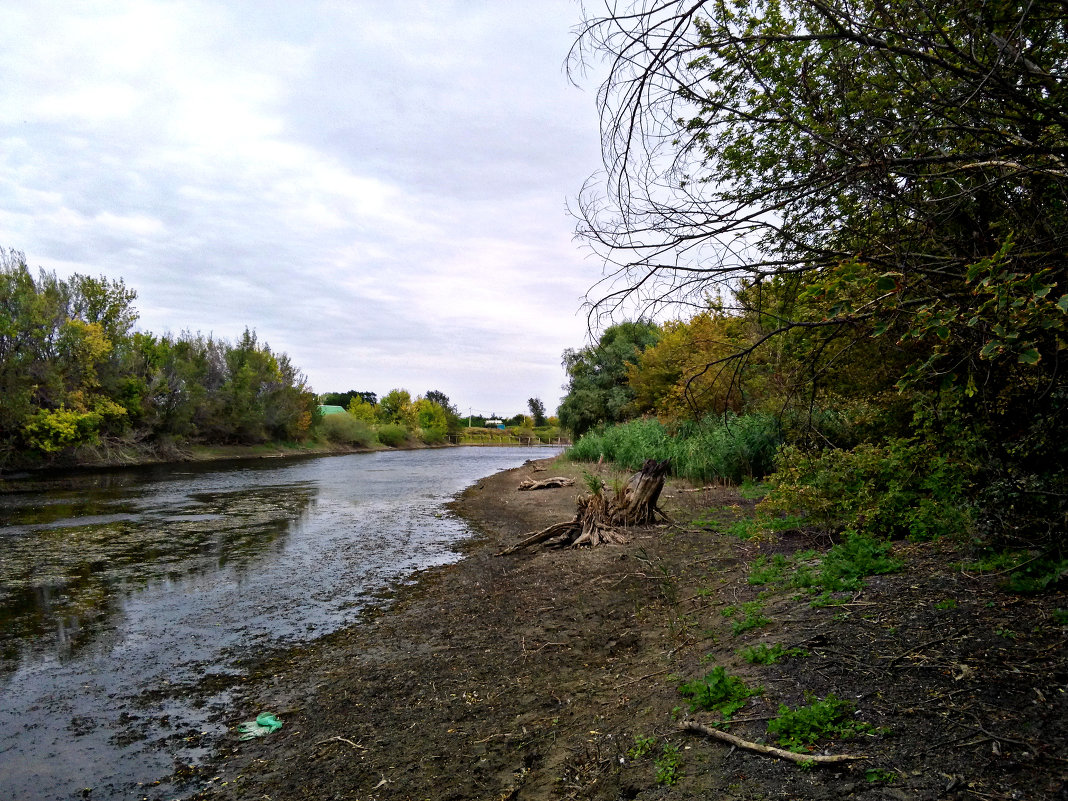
left=572, top=0, right=1067, bottom=539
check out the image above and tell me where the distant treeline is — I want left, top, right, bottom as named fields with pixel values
left=0, top=249, right=316, bottom=466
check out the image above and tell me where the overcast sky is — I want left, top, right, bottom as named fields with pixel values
left=0, top=1, right=610, bottom=417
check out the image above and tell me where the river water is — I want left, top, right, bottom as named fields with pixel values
left=0, top=447, right=550, bottom=800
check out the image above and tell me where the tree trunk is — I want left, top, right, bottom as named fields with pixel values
left=498, top=459, right=670, bottom=554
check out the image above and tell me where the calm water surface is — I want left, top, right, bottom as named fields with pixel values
left=0, top=447, right=550, bottom=800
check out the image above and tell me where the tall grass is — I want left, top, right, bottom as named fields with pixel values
left=567, top=413, right=782, bottom=483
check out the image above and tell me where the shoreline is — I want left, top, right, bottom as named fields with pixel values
left=182, top=456, right=1068, bottom=801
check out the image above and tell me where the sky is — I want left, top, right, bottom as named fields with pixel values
left=0, top=0, right=610, bottom=418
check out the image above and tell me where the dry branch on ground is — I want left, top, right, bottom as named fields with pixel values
left=517, top=477, right=576, bottom=490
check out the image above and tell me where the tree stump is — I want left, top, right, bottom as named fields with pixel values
left=498, top=459, right=671, bottom=554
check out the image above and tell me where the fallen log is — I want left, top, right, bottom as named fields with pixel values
left=498, top=459, right=670, bottom=553
left=517, top=477, right=576, bottom=490
left=679, top=721, right=865, bottom=765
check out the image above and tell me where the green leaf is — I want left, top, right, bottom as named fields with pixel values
left=1057, top=294, right=1068, bottom=314
left=875, top=274, right=898, bottom=292
left=1018, top=348, right=1041, bottom=365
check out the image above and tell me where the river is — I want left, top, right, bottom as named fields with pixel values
left=0, top=447, right=552, bottom=800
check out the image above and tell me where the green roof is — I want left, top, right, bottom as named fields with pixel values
left=318, top=405, right=347, bottom=415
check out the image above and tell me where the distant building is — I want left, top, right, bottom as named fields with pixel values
left=485, top=418, right=506, bottom=429
left=318, top=405, right=347, bottom=416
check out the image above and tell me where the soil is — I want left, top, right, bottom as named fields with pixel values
left=186, top=457, right=1067, bottom=801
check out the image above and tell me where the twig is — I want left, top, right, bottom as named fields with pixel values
left=679, top=721, right=865, bottom=765
left=617, top=668, right=669, bottom=688
left=316, top=735, right=366, bottom=750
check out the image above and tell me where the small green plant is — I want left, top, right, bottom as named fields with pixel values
left=678, top=666, right=762, bottom=718
left=724, top=600, right=771, bottom=635
left=934, top=598, right=958, bottom=610
left=582, top=470, right=605, bottom=495
left=738, top=643, right=807, bottom=665
left=866, top=768, right=896, bottom=784
left=628, top=734, right=657, bottom=759
left=748, top=553, right=790, bottom=585
left=767, top=694, right=874, bottom=751
left=1053, top=609, right=1068, bottom=626
left=815, top=533, right=903, bottom=592
left=738, top=479, right=770, bottom=500
left=654, top=743, right=682, bottom=786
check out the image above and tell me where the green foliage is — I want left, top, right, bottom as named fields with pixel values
left=748, top=553, right=789, bottom=585
left=654, top=743, right=682, bottom=786
left=375, top=423, right=408, bottom=448
left=557, top=321, right=659, bottom=437
left=581, top=470, right=605, bottom=496
left=677, top=665, right=761, bottom=717
left=866, top=768, right=896, bottom=785
left=738, top=643, right=807, bottom=665
left=627, top=734, right=657, bottom=760
left=761, top=441, right=973, bottom=540
left=815, top=533, right=903, bottom=593
left=721, top=601, right=771, bottom=635
left=767, top=694, right=873, bottom=751
left=527, top=397, right=547, bottom=427
left=567, top=413, right=782, bottom=483
left=320, top=412, right=374, bottom=447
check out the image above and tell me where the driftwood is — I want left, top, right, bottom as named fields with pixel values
left=498, top=459, right=670, bottom=554
left=679, top=721, right=865, bottom=765
left=517, top=477, right=576, bottom=491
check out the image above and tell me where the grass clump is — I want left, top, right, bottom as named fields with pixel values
left=722, top=601, right=772, bottom=635
left=568, top=413, right=782, bottom=484
left=748, top=553, right=790, bottom=585
left=816, top=533, right=903, bottom=592
left=678, top=665, right=762, bottom=718
left=738, top=643, right=807, bottom=664
left=767, top=694, right=875, bottom=751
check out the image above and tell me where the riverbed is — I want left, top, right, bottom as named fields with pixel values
left=0, top=447, right=554, bottom=800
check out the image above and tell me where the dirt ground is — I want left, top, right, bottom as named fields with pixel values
left=185, top=457, right=1067, bottom=801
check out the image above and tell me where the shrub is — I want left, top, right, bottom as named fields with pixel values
left=419, top=426, right=447, bottom=445
left=376, top=423, right=409, bottom=447
left=760, top=439, right=973, bottom=540
left=320, top=412, right=375, bottom=447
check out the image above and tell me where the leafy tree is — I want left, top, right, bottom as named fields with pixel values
left=377, top=388, right=416, bottom=427
left=528, top=397, right=547, bottom=427
left=558, top=321, right=659, bottom=436
left=347, top=395, right=377, bottom=423
left=572, top=0, right=1068, bottom=542
left=321, top=390, right=377, bottom=408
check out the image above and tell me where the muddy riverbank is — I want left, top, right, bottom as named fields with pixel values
left=185, top=458, right=1068, bottom=801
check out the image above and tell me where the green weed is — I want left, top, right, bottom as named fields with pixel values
left=866, top=768, right=896, bottom=784
left=934, top=598, right=957, bottom=610
left=628, top=734, right=657, bottom=760
left=722, top=600, right=771, bottom=635
left=767, top=694, right=875, bottom=751
left=738, top=643, right=807, bottom=665
left=654, top=743, right=682, bottom=786
left=748, top=553, right=790, bottom=585
left=678, top=666, right=762, bottom=718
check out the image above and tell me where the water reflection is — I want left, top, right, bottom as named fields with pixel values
left=0, top=482, right=316, bottom=672
left=0, top=447, right=552, bottom=800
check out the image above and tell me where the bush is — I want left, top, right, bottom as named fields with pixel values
left=320, top=412, right=374, bottom=447
left=419, top=426, right=447, bottom=445
left=760, top=439, right=973, bottom=540
left=376, top=423, right=408, bottom=447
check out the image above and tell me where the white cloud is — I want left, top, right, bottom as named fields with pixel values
left=0, top=0, right=606, bottom=414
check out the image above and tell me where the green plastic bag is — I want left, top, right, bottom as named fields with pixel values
left=237, top=712, right=283, bottom=740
